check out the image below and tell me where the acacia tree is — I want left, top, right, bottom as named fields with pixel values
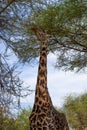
left=0, top=0, right=87, bottom=72
left=63, top=93, right=87, bottom=130
left=0, top=53, right=21, bottom=110
left=25, top=0, right=87, bottom=71
left=0, top=49, right=31, bottom=129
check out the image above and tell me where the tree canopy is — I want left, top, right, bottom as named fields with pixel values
left=63, top=93, right=87, bottom=130
left=0, top=0, right=87, bottom=72
left=26, top=0, right=87, bottom=71
left=0, top=108, right=32, bottom=130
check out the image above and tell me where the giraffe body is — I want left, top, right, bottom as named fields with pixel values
left=29, top=28, right=69, bottom=130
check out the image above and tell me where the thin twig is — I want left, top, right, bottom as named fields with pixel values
left=0, top=0, right=16, bottom=14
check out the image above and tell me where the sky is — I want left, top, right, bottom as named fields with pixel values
left=0, top=43, right=87, bottom=109
left=19, top=53, right=87, bottom=108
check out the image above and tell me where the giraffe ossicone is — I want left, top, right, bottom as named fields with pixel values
left=29, top=27, right=69, bottom=130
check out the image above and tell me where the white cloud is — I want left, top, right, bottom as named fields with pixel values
left=47, top=70, right=87, bottom=107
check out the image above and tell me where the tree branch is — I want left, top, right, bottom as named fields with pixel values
left=50, top=36, right=87, bottom=53
left=0, top=0, right=16, bottom=14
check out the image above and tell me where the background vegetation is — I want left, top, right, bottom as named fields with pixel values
left=0, top=93, right=87, bottom=130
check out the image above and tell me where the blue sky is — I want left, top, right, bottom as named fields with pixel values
left=19, top=53, right=87, bottom=108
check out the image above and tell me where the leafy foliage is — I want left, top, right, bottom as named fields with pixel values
left=0, top=108, right=32, bottom=130
left=32, top=0, right=87, bottom=71
left=0, top=0, right=87, bottom=71
left=63, top=93, right=87, bottom=130
left=15, top=108, right=32, bottom=130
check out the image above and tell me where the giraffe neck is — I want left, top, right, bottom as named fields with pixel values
left=36, top=39, right=48, bottom=99
left=32, top=28, right=52, bottom=104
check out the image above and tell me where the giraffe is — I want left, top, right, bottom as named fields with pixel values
left=29, top=27, right=69, bottom=130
